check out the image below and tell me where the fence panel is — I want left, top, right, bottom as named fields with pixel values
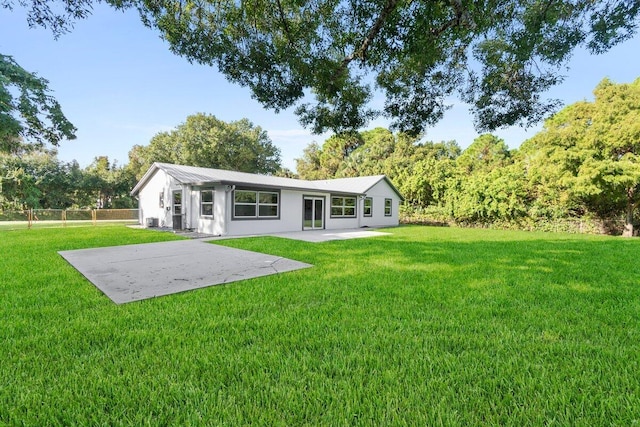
left=32, top=209, right=65, bottom=221
left=64, top=210, right=94, bottom=221
left=94, top=209, right=139, bottom=221
left=0, top=210, right=29, bottom=222
left=0, top=209, right=140, bottom=230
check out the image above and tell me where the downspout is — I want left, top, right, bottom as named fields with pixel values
left=183, top=184, right=189, bottom=230
left=224, top=185, right=236, bottom=236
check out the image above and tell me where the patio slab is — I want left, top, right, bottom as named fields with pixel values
left=59, top=240, right=312, bottom=304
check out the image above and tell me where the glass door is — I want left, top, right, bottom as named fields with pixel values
left=172, top=190, right=183, bottom=230
left=303, top=197, right=324, bottom=230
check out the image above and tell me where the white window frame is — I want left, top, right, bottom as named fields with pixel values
left=384, top=198, right=392, bottom=216
left=330, top=196, right=357, bottom=218
left=233, top=189, right=280, bottom=219
left=200, top=189, right=214, bottom=217
left=363, top=197, right=373, bottom=217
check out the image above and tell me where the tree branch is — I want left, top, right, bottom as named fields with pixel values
left=275, top=0, right=295, bottom=46
left=428, top=0, right=475, bottom=38
left=342, top=0, right=401, bottom=67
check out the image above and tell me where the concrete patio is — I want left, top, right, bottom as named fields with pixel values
left=60, top=228, right=391, bottom=304
left=59, top=240, right=312, bottom=304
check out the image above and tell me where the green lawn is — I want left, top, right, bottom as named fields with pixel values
left=1, top=225, right=639, bottom=425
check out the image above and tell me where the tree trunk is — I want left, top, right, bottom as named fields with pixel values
left=622, top=202, right=634, bottom=237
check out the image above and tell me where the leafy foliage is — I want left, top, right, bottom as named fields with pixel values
left=522, top=77, right=640, bottom=235
left=297, top=78, right=640, bottom=235
left=127, top=113, right=282, bottom=179
left=0, top=148, right=135, bottom=210
left=81, top=156, right=137, bottom=208
left=0, top=54, right=76, bottom=152
left=5, top=0, right=639, bottom=138
left=112, top=0, right=639, bottom=135
left=1, top=0, right=94, bottom=38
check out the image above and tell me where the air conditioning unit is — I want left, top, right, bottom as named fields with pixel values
left=146, top=217, right=158, bottom=227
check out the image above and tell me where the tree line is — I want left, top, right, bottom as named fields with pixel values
left=295, top=78, right=640, bottom=236
left=2, top=78, right=638, bottom=236
left=0, top=148, right=136, bottom=211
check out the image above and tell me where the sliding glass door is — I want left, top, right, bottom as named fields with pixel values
left=303, top=197, right=324, bottom=230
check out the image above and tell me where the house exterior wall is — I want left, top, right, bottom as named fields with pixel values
left=189, top=184, right=226, bottom=235
left=137, top=169, right=182, bottom=228
left=325, top=198, right=360, bottom=230
left=226, top=189, right=306, bottom=236
left=222, top=182, right=400, bottom=236
left=359, top=180, right=401, bottom=228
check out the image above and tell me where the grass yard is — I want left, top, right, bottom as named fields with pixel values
left=1, top=224, right=639, bottom=425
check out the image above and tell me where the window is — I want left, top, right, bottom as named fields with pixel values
left=258, top=192, right=279, bottom=217
left=234, top=190, right=256, bottom=217
left=234, top=189, right=279, bottom=219
left=384, top=198, right=392, bottom=216
left=363, top=197, right=373, bottom=217
left=331, top=196, right=357, bottom=218
left=173, top=191, right=182, bottom=215
left=200, top=190, right=214, bottom=217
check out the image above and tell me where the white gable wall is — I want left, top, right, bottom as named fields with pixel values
left=360, top=179, right=401, bottom=228
left=137, top=169, right=181, bottom=228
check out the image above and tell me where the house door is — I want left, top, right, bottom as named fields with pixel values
left=172, top=190, right=183, bottom=230
left=303, top=197, right=324, bottom=230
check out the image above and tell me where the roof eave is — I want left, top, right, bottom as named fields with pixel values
left=220, top=180, right=362, bottom=195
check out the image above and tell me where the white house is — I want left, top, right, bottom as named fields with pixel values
left=130, top=163, right=404, bottom=236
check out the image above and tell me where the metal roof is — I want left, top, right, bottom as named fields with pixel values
left=131, top=163, right=403, bottom=200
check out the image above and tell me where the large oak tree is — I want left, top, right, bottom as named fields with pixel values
left=128, top=113, right=282, bottom=178
left=120, top=0, right=639, bottom=135
left=5, top=0, right=640, bottom=139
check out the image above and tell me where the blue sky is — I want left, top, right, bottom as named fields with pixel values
left=1, top=4, right=639, bottom=172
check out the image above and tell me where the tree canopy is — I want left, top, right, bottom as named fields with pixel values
left=0, top=54, right=77, bottom=153
left=521, top=77, right=640, bottom=236
left=116, top=0, right=640, bottom=135
left=128, top=113, right=282, bottom=179
left=5, top=0, right=639, bottom=137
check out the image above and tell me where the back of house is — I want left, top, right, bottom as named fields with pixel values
left=130, top=163, right=404, bottom=236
